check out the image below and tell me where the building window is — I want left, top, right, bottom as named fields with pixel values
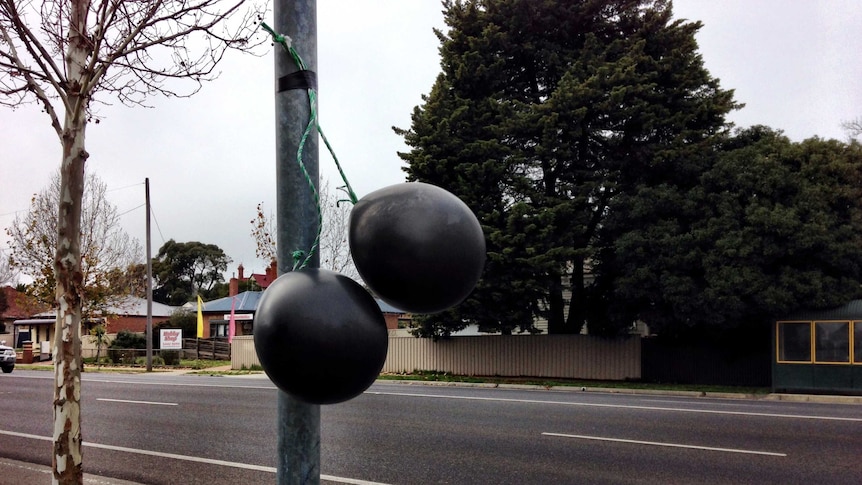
left=814, top=321, right=850, bottom=363
left=777, top=321, right=811, bottom=362
left=211, top=323, right=228, bottom=338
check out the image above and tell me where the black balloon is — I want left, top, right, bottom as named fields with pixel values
left=349, top=182, right=486, bottom=314
left=253, top=268, right=388, bottom=404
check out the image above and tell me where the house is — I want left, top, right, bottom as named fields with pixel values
left=775, top=300, right=862, bottom=393
left=12, top=296, right=177, bottom=359
left=229, top=261, right=278, bottom=295
left=199, top=291, right=263, bottom=339
left=195, top=282, right=410, bottom=339
left=1, top=286, right=49, bottom=338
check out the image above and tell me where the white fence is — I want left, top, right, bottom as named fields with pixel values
left=231, top=334, right=640, bottom=380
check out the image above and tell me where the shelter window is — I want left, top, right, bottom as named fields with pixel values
left=855, top=322, right=862, bottom=364
left=814, top=321, right=850, bottom=363
left=777, top=322, right=811, bottom=362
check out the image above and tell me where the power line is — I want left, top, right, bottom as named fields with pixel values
left=106, top=182, right=144, bottom=193
left=150, top=205, right=166, bottom=246
left=117, top=203, right=145, bottom=217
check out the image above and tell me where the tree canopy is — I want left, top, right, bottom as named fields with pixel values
left=593, top=127, right=862, bottom=336
left=5, top=170, right=143, bottom=316
left=398, top=0, right=862, bottom=339
left=397, top=0, right=738, bottom=337
left=152, top=240, right=232, bottom=305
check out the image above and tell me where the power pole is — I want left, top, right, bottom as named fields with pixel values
left=274, top=0, right=320, bottom=483
left=145, top=177, right=153, bottom=372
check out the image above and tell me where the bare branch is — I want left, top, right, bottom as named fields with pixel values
left=0, top=21, right=63, bottom=137
left=842, top=117, right=862, bottom=140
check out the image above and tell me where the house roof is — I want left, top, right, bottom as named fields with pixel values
left=781, top=300, right=862, bottom=321
left=199, top=290, right=407, bottom=315
left=1, top=286, right=50, bottom=320
left=376, top=299, right=408, bottom=314
left=33, top=296, right=177, bottom=318
left=202, top=291, right=263, bottom=313
left=251, top=272, right=276, bottom=289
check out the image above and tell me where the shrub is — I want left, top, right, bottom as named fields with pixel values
left=110, top=330, right=146, bottom=350
left=160, top=350, right=180, bottom=366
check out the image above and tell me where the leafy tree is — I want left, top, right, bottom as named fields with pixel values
left=0, top=0, right=260, bottom=476
left=152, top=240, right=232, bottom=305
left=594, top=127, right=862, bottom=336
left=397, top=0, right=737, bottom=336
left=5, top=171, right=143, bottom=315
left=88, top=324, right=108, bottom=366
left=105, top=263, right=149, bottom=299
left=155, top=309, right=197, bottom=343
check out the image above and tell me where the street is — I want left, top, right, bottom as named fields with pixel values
left=1, top=371, right=860, bottom=484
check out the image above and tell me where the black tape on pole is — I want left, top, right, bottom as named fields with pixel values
left=278, top=70, right=317, bottom=92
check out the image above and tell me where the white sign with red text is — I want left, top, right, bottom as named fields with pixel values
left=160, top=329, right=183, bottom=349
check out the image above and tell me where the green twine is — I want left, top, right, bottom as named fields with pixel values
left=261, top=22, right=359, bottom=270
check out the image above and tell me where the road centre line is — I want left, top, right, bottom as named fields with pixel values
left=0, top=429, right=390, bottom=485
left=97, top=398, right=177, bottom=406
left=366, top=391, right=862, bottom=422
left=542, top=432, right=787, bottom=457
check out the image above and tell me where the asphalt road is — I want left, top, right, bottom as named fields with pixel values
left=1, top=371, right=861, bottom=484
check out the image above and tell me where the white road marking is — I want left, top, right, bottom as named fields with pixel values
left=542, top=432, right=787, bottom=457
left=0, top=429, right=390, bottom=485
left=97, top=398, right=178, bottom=406
left=367, top=391, right=862, bottom=422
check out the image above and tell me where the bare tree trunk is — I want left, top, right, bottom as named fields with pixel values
left=53, top=135, right=87, bottom=484
left=53, top=1, right=90, bottom=483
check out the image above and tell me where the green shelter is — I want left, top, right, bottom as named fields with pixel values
left=775, top=300, right=862, bottom=394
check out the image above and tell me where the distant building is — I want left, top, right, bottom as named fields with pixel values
left=12, top=296, right=177, bottom=354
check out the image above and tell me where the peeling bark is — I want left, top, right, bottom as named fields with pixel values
left=53, top=1, right=90, bottom=483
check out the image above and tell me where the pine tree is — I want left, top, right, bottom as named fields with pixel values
left=397, top=0, right=736, bottom=336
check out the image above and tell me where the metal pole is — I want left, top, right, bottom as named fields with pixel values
left=145, top=177, right=153, bottom=372
left=274, top=1, right=320, bottom=483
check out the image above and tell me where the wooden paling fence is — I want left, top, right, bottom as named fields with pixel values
left=231, top=334, right=640, bottom=380
left=183, top=338, right=231, bottom=361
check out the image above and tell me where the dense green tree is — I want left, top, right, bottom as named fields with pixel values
left=397, top=0, right=736, bottom=336
left=594, top=127, right=862, bottom=336
left=152, top=240, right=231, bottom=305
left=155, top=310, right=197, bottom=343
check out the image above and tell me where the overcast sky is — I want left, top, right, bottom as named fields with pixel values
left=1, top=0, right=860, bottom=285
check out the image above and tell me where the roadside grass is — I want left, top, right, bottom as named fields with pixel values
left=12, top=364, right=768, bottom=395
left=15, top=359, right=234, bottom=373
left=378, top=370, right=771, bottom=396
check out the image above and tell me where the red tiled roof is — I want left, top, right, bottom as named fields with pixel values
left=1, top=286, right=49, bottom=319
left=251, top=272, right=274, bottom=289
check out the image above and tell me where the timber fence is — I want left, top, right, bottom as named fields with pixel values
left=231, top=334, right=641, bottom=380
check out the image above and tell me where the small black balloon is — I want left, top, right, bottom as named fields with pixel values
left=349, top=182, right=486, bottom=314
left=253, top=268, right=388, bottom=405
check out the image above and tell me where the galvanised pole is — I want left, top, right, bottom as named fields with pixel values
left=274, top=0, right=320, bottom=483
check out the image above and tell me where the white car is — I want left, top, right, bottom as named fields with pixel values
left=1, top=341, right=15, bottom=373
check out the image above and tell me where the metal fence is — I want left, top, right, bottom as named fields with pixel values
left=231, top=334, right=641, bottom=380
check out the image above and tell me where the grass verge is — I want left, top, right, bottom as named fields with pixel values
left=378, top=371, right=770, bottom=395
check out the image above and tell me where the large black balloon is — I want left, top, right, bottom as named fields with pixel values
left=253, top=268, right=388, bottom=405
left=349, top=182, right=485, bottom=314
